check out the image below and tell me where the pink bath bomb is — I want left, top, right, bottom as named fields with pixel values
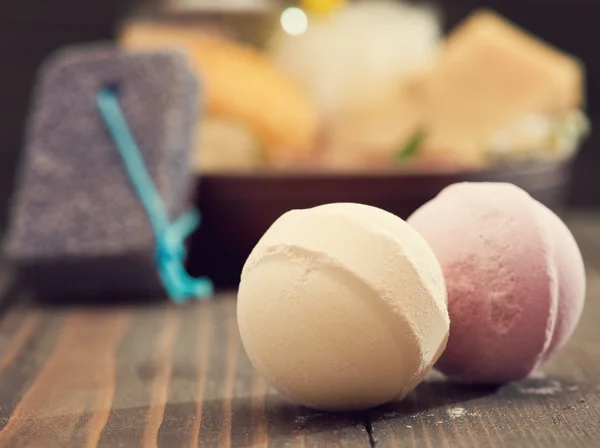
left=408, top=182, right=586, bottom=383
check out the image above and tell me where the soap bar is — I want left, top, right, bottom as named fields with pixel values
left=237, top=203, right=449, bottom=411
left=4, top=45, right=202, bottom=299
left=420, top=10, right=584, bottom=164
left=408, top=182, right=586, bottom=383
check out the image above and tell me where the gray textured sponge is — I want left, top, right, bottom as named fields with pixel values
left=4, top=44, right=201, bottom=300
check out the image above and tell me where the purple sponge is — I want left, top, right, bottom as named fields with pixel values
left=4, top=44, right=209, bottom=300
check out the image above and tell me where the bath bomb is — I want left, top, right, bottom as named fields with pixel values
left=408, top=183, right=586, bottom=384
left=237, top=203, right=449, bottom=411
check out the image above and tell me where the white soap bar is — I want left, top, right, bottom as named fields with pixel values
left=237, top=203, right=449, bottom=411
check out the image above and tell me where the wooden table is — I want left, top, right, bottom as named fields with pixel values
left=0, top=213, right=599, bottom=448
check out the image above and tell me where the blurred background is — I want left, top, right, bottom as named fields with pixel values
left=0, top=0, right=598, bottom=287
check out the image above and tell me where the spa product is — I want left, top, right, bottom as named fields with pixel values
left=417, top=10, right=586, bottom=166
left=120, top=24, right=318, bottom=168
left=237, top=203, right=449, bottom=411
left=4, top=45, right=212, bottom=301
left=408, top=182, right=586, bottom=383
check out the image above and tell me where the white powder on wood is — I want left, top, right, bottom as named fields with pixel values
left=528, top=370, right=547, bottom=379
left=519, top=380, right=563, bottom=395
left=446, top=407, right=467, bottom=419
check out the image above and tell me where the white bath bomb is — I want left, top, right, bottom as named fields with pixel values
left=237, top=203, right=449, bottom=411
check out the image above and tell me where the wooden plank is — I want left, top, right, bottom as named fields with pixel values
left=0, top=298, right=370, bottom=447
left=0, top=215, right=597, bottom=446
left=0, top=294, right=597, bottom=448
left=0, top=309, right=131, bottom=446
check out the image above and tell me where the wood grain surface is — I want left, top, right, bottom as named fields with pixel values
left=0, top=213, right=598, bottom=447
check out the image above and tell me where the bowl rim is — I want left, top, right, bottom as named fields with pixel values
left=198, top=159, right=572, bottom=181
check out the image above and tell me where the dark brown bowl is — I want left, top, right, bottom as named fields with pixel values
left=187, top=160, right=573, bottom=288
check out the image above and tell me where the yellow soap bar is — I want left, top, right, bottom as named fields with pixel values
left=420, top=9, right=584, bottom=164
